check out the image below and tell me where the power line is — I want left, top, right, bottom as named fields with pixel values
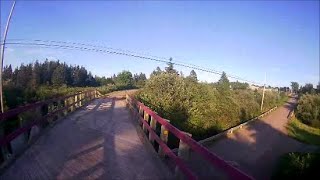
left=8, top=39, right=251, bottom=82
left=7, top=39, right=170, bottom=61
left=4, top=40, right=262, bottom=85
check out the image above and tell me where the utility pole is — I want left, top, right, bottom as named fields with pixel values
left=260, top=72, right=266, bottom=112
left=0, top=1, right=16, bottom=113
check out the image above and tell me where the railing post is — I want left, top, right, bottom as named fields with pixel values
left=175, top=132, right=192, bottom=179
left=83, top=92, right=87, bottom=105
left=149, top=116, right=157, bottom=144
left=125, top=94, right=129, bottom=104
left=74, top=94, right=78, bottom=109
left=158, top=119, right=170, bottom=157
left=79, top=92, right=83, bottom=107
left=56, top=100, right=62, bottom=119
left=63, top=99, right=68, bottom=116
left=70, top=97, right=74, bottom=112
left=143, top=112, right=149, bottom=133
left=138, top=106, right=143, bottom=125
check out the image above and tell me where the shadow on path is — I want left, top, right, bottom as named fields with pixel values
left=206, top=98, right=319, bottom=180
left=0, top=97, right=172, bottom=180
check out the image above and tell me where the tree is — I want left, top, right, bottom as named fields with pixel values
left=15, top=64, right=32, bottom=88
left=187, top=70, right=198, bottom=82
left=300, top=83, right=315, bottom=94
left=115, top=70, right=133, bottom=88
left=31, top=61, right=42, bottom=89
left=291, top=82, right=299, bottom=93
left=3, top=65, right=13, bottom=81
left=217, top=71, right=230, bottom=93
left=133, top=73, right=147, bottom=87
left=230, top=81, right=249, bottom=90
left=296, top=94, right=320, bottom=128
left=51, top=65, right=66, bottom=86
left=151, top=66, right=163, bottom=77
left=165, top=58, right=178, bottom=74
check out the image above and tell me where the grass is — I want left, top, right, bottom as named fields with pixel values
left=287, top=117, right=320, bottom=146
left=272, top=152, right=320, bottom=179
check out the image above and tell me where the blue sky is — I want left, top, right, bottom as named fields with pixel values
left=1, top=1, right=319, bottom=87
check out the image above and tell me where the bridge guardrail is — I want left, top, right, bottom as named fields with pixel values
left=0, top=90, right=100, bottom=167
left=126, top=94, right=253, bottom=180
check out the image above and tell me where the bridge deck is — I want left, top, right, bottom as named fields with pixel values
left=1, top=96, right=172, bottom=180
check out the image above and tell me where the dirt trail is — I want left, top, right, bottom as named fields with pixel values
left=207, top=97, right=318, bottom=180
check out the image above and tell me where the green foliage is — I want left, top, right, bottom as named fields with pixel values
left=300, top=83, right=316, bottom=94
left=150, top=66, right=163, bottom=77
left=233, top=90, right=260, bottom=121
left=133, top=73, right=147, bottom=88
left=272, top=152, right=320, bottom=179
left=296, top=94, right=320, bottom=128
left=4, top=60, right=98, bottom=89
left=217, top=71, right=230, bottom=94
left=291, top=82, right=299, bottom=93
left=115, top=70, right=134, bottom=89
left=230, top=81, right=249, bottom=90
left=137, top=72, right=284, bottom=140
left=165, top=58, right=178, bottom=74
left=288, top=117, right=320, bottom=146
left=2, top=60, right=147, bottom=110
left=187, top=70, right=198, bottom=82
left=51, top=64, right=67, bottom=86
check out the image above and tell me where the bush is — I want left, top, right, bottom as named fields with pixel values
left=287, top=117, right=320, bottom=146
left=296, top=94, right=320, bottom=128
left=272, top=152, right=320, bottom=179
left=137, top=73, right=283, bottom=140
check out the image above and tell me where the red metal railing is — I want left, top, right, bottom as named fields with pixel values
left=127, top=95, right=254, bottom=180
left=0, top=90, right=97, bottom=147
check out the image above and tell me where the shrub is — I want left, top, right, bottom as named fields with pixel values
left=137, top=73, right=282, bottom=140
left=272, top=152, right=320, bottom=179
left=296, top=94, right=320, bottom=128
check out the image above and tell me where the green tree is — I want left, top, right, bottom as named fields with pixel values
left=296, top=94, right=320, bottom=128
left=300, top=83, right=315, bottom=94
left=31, top=61, right=42, bottom=89
left=291, top=82, right=299, bottom=93
left=3, top=65, right=13, bottom=81
left=151, top=67, right=163, bottom=77
left=217, top=71, right=230, bottom=93
left=115, top=70, right=133, bottom=88
left=230, top=81, right=249, bottom=90
left=187, top=70, right=198, bottom=82
left=133, top=73, right=147, bottom=87
left=51, top=65, right=66, bottom=86
left=165, top=58, right=178, bottom=74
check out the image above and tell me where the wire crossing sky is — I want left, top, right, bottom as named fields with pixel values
left=1, top=1, right=319, bottom=87
left=4, top=39, right=262, bottom=85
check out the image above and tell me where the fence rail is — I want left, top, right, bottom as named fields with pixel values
left=0, top=90, right=99, bottom=166
left=126, top=95, right=253, bottom=180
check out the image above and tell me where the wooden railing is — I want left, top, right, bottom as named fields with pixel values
left=126, top=95, right=253, bottom=180
left=0, top=90, right=100, bottom=165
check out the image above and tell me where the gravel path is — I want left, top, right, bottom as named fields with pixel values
left=207, top=97, right=318, bottom=180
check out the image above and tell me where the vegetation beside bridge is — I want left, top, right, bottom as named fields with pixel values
left=2, top=60, right=146, bottom=110
left=136, top=65, right=288, bottom=140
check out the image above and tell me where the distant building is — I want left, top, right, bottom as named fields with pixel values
left=249, top=84, right=260, bottom=91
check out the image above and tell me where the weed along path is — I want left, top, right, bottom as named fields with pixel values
left=0, top=92, right=171, bottom=180
left=206, top=97, right=318, bottom=179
